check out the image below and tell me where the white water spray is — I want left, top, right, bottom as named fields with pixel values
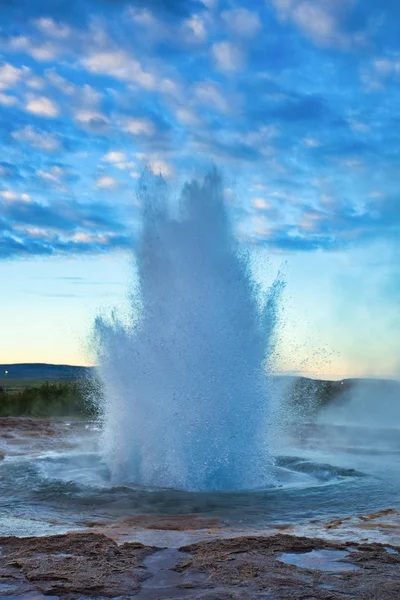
left=95, top=170, right=283, bottom=491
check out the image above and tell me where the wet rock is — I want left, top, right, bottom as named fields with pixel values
left=115, top=514, right=224, bottom=531
left=0, top=532, right=156, bottom=599
left=178, top=534, right=400, bottom=600
left=0, top=532, right=398, bottom=599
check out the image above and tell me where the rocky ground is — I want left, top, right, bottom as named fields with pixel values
left=0, top=530, right=398, bottom=599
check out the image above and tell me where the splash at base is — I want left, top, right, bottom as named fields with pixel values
left=94, top=170, right=283, bottom=491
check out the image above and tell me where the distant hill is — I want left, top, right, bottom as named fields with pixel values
left=1, top=363, right=398, bottom=392
left=0, top=364, right=398, bottom=423
left=0, top=363, right=94, bottom=380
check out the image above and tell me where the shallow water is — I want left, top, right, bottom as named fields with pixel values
left=0, top=419, right=398, bottom=542
left=278, top=548, right=360, bottom=571
left=134, top=549, right=206, bottom=600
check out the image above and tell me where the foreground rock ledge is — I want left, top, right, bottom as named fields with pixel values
left=0, top=531, right=398, bottom=599
left=0, top=532, right=154, bottom=598
left=178, top=534, right=400, bottom=599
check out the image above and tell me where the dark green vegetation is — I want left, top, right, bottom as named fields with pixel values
left=0, top=364, right=99, bottom=418
left=0, top=380, right=99, bottom=418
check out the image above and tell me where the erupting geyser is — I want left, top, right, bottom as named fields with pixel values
left=95, top=169, right=283, bottom=491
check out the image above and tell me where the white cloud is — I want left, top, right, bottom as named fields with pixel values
left=0, top=93, right=18, bottom=106
left=102, top=151, right=136, bottom=170
left=25, top=95, right=59, bottom=117
left=183, top=15, right=207, bottom=41
left=253, top=197, right=274, bottom=210
left=103, top=151, right=128, bottom=163
left=20, top=226, right=52, bottom=240
left=369, top=190, right=385, bottom=199
left=128, top=8, right=157, bottom=27
left=270, top=0, right=358, bottom=50
left=212, top=41, right=244, bottom=71
left=12, top=125, right=62, bottom=152
left=148, top=159, right=174, bottom=178
left=116, top=161, right=137, bottom=170
left=364, top=57, right=400, bottom=90
left=349, top=120, right=370, bottom=133
left=0, top=190, right=31, bottom=202
left=26, top=76, right=45, bottom=90
left=7, top=35, right=60, bottom=61
left=37, top=165, right=67, bottom=188
left=45, top=68, right=76, bottom=95
left=302, top=137, right=321, bottom=147
left=194, top=81, right=229, bottom=112
left=80, top=84, right=103, bottom=106
left=75, top=109, right=109, bottom=128
left=122, top=117, right=156, bottom=136
left=159, top=78, right=181, bottom=98
left=29, top=43, right=60, bottom=62
left=373, top=58, right=399, bottom=76
left=34, top=17, right=72, bottom=39
left=0, top=62, right=29, bottom=90
left=71, top=232, right=110, bottom=244
left=221, top=8, right=261, bottom=37
left=82, top=50, right=156, bottom=89
left=175, top=107, right=201, bottom=125
left=96, top=175, right=120, bottom=189
left=0, top=190, right=18, bottom=201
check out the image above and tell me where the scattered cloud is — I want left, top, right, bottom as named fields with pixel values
left=37, top=165, right=69, bottom=189
left=33, top=17, right=72, bottom=39
left=0, top=63, right=28, bottom=90
left=0, top=190, right=31, bottom=202
left=103, top=151, right=128, bottom=163
left=75, top=108, right=109, bottom=130
left=121, top=117, right=156, bottom=136
left=102, top=151, right=136, bottom=170
left=269, top=0, right=365, bottom=50
left=221, top=8, right=261, bottom=38
left=0, top=0, right=398, bottom=261
left=45, top=68, right=76, bottom=95
left=194, top=81, right=230, bottom=112
left=148, top=158, right=174, bottom=177
left=5, top=35, right=61, bottom=62
left=82, top=50, right=156, bottom=89
left=183, top=14, right=208, bottom=42
left=12, top=126, right=63, bottom=152
left=25, top=95, right=59, bottom=118
left=0, top=93, right=19, bottom=107
left=212, top=41, right=244, bottom=71
left=96, top=175, right=120, bottom=189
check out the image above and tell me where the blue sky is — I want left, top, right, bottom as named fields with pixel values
left=0, top=0, right=399, bottom=378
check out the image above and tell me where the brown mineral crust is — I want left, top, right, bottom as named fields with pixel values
left=177, top=534, right=400, bottom=600
left=0, top=532, right=156, bottom=598
left=113, top=514, right=224, bottom=530
left=0, top=532, right=398, bottom=599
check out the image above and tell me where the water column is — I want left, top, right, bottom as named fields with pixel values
left=95, top=170, right=283, bottom=491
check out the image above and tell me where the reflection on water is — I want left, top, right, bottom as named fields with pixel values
left=277, top=549, right=360, bottom=572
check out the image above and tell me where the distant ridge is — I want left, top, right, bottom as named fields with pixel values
left=0, top=363, right=94, bottom=380
left=1, top=363, right=398, bottom=387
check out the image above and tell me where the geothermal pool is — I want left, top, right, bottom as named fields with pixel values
left=0, top=416, right=398, bottom=545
